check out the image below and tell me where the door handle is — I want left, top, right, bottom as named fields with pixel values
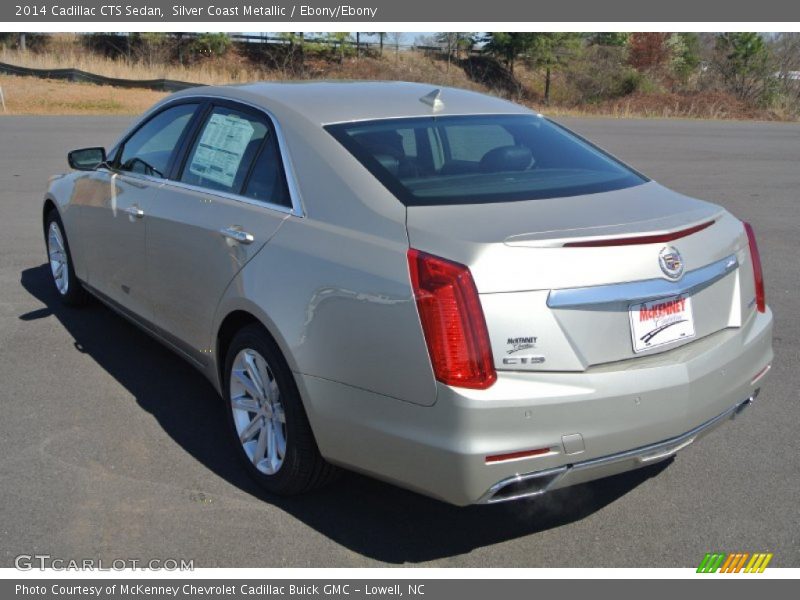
left=123, top=205, right=144, bottom=218
left=220, top=226, right=254, bottom=244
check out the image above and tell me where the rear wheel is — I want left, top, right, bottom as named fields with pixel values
left=223, top=324, right=338, bottom=495
left=45, top=211, right=88, bottom=306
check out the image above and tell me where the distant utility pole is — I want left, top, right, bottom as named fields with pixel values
left=19, top=33, right=26, bottom=52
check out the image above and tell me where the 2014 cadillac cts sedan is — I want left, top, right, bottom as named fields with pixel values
left=43, top=82, right=773, bottom=505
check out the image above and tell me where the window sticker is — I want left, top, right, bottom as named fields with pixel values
left=189, top=113, right=255, bottom=188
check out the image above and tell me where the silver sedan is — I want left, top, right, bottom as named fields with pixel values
left=43, top=82, right=773, bottom=505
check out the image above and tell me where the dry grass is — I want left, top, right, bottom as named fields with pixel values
left=0, top=74, right=167, bottom=115
left=302, top=53, right=486, bottom=91
left=542, top=91, right=788, bottom=121
left=0, top=39, right=272, bottom=85
left=0, top=43, right=482, bottom=88
left=0, top=45, right=490, bottom=115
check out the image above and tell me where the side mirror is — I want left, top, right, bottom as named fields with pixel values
left=68, top=147, right=107, bottom=171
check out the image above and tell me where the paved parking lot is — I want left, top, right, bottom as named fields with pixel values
left=0, top=115, right=798, bottom=567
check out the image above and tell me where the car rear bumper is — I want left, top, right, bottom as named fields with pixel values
left=298, top=308, right=772, bottom=506
left=479, top=392, right=756, bottom=503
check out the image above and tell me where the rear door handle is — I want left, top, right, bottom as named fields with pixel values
left=220, top=226, right=254, bottom=244
left=123, top=205, right=144, bottom=218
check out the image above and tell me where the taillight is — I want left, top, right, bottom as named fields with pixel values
left=743, top=222, right=766, bottom=313
left=407, top=249, right=497, bottom=389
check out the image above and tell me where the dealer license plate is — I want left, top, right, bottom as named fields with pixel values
left=629, top=294, right=696, bottom=353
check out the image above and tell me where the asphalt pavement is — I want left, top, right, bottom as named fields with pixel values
left=0, top=115, right=798, bottom=567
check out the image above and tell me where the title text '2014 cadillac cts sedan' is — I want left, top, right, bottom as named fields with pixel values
left=43, top=82, right=772, bottom=505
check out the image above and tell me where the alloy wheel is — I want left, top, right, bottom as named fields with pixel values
left=229, top=348, right=287, bottom=475
left=47, top=221, right=69, bottom=295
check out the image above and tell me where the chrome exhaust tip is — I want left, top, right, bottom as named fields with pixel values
left=733, top=392, right=757, bottom=418
left=482, top=467, right=567, bottom=504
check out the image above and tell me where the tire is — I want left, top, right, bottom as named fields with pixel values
left=45, top=210, right=89, bottom=307
left=223, top=324, right=338, bottom=495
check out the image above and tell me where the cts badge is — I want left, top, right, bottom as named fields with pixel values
left=659, top=246, right=684, bottom=280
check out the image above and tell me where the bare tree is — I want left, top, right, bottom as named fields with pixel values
left=388, top=32, right=403, bottom=62
left=770, top=33, right=800, bottom=105
left=363, top=32, right=387, bottom=57
left=434, top=33, right=476, bottom=68
left=772, top=33, right=800, bottom=75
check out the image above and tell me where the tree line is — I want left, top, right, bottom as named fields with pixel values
left=467, top=32, right=800, bottom=110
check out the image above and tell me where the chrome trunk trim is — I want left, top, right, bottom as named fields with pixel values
left=547, top=254, right=738, bottom=308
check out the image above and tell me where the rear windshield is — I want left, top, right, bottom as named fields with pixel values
left=326, top=115, right=647, bottom=206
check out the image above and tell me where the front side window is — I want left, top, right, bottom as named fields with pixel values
left=118, top=103, right=198, bottom=178
left=326, top=114, right=648, bottom=206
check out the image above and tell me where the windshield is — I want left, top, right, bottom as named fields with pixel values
left=326, top=114, right=648, bottom=206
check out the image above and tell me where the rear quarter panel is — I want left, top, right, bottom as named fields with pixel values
left=212, top=114, right=438, bottom=406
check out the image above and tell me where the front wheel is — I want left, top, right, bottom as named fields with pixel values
left=223, top=324, right=338, bottom=495
left=45, top=211, right=88, bottom=306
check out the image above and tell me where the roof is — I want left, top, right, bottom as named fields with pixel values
left=170, top=80, right=533, bottom=126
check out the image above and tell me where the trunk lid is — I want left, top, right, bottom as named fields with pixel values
left=406, top=182, right=750, bottom=372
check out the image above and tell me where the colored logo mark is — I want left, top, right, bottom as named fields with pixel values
left=697, top=552, right=773, bottom=573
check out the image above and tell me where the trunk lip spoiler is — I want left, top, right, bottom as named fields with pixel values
left=547, top=254, right=738, bottom=308
left=504, top=211, right=723, bottom=249
left=561, top=219, right=716, bottom=247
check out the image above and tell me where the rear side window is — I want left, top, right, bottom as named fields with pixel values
left=181, top=107, right=268, bottom=194
left=118, top=103, right=198, bottom=178
left=178, top=105, right=292, bottom=208
left=326, top=115, right=647, bottom=206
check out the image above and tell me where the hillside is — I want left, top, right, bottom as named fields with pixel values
left=0, top=34, right=796, bottom=120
